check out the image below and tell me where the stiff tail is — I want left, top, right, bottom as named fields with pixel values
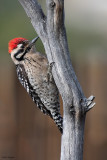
left=51, top=112, right=63, bottom=134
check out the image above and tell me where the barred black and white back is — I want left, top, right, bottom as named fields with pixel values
left=16, top=63, right=63, bottom=133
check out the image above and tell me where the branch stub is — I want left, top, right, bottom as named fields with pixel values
left=49, top=1, right=56, bottom=8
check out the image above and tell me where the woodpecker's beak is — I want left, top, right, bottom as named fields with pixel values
left=28, top=36, right=39, bottom=48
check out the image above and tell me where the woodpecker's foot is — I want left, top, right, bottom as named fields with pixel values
left=49, top=62, right=55, bottom=68
left=47, top=62, right=55, bottom=83
left=80, top=95, right=95, bottom=112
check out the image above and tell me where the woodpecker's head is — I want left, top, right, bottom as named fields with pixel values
left=8, top=37, right=39, bottom=64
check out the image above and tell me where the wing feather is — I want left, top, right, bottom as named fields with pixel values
left=16, top=64, right=52, bottom=117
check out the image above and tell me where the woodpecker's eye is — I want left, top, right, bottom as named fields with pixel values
left=25, top=46, right=31, bottom=53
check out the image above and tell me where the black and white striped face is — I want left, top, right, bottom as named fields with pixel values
left=10, top=42, right=30, bottom=64
left=14, top=43, right=25, bottom=60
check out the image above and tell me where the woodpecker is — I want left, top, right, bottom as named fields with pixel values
left=8, top=37, right=63, bottom=133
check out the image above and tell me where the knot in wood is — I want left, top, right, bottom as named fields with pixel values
left=50, top=2, right=56, bottom=8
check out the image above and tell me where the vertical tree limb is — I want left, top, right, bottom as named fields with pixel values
left=18, top=0, right=95, bottom=159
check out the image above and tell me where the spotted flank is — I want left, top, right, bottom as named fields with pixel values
left=16, top=64, right=51, bottom=116
left=16, top=64, right=63, bottom=133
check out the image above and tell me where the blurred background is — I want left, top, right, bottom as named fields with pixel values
left=0, top=0, right=107, bottom=159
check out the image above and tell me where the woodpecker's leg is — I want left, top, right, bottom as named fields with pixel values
left=47, top=62, right=55, bottom=83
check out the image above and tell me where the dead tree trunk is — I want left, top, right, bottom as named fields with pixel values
left=18, top=0, right=95, bottom=160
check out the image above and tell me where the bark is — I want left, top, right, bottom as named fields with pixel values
left=18, top=0, right=95, bottom=159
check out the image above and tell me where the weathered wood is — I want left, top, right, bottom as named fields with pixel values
left=18, top=0, right=47, bottom=39
left=18, top=0, right=95, bottom=159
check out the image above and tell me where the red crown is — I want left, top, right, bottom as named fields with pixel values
left=8, top=37, right=27, bottom=53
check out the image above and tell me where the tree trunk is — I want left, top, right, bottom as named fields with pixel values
left=17, top=0, right=95, bottom=159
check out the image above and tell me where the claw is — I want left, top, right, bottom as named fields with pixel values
left=47, top=62, right=55, bottom=83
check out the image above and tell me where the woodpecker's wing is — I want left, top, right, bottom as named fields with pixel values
left=16, top=64, right=52, bottom=116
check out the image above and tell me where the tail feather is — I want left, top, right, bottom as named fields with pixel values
left=51, top=112, right=63, bottom=134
